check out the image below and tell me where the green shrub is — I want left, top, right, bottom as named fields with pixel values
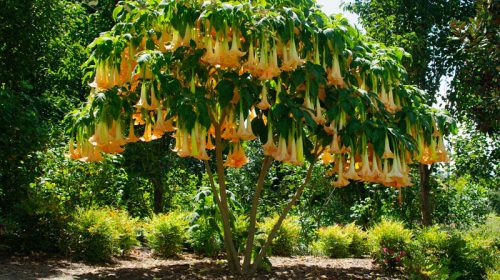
left=108, top=209, right=139, bottom=254
left=312, top=225, right=352, bottom=258
left=344, top=223, right=370, bottom=257
left=406, top=222, right=499, bottom=280
left=229, top=213, right=249, bottom=253
left=406, top=226, right=455, bottom=279
left=455, top=232, right=498, bottom=280
left=369, top=219, right=412, bottom=270
left=145, top=212, right=189, bottom=258
left=68, top=208, right=117, bottom=263
left=68, top=208, right=138, bottom=263
left=0, top=199, right=70, bottom=255
left=311, top=223, right=369, bottom=258
left=259, top=215, right=301, bottom=257
left=188, top=216, right=222, bottom=257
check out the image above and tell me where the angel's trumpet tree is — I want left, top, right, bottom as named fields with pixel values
left=67, top=0, right=454, bottom=275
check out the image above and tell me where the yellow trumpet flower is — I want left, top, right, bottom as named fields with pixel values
left=312, top=97, right=325, bottom=124
left=332, top=156, right=350, bottom=187
left=387, top=154, right=404, bottom=181
left=382, top=158, right=393, bottom=185
left=386, top=85, right=397, bottom=113
left=296, top=133, right=304, bottom=164
left=273, top=136, right=288, bottom=162
left=256, top=84, right=271, bottom=110
left=370, top=153, right=384, bottom=183
left=126, top=121, right=139, bottom=143
left=135, top=83, right=153, bottom=110
left=67, top=137, right=82, bottom=160
left=224, top=142, right=249, bottom=168
left=358, top=148, right=372, bottom=179
left=344, top=152, right=361, bottom=181
left=259, top=47, right=281, bottom=80
left=327, top=54, right=345, bottom=87
left=321, top=150, right=334, bottom=164
left=228, top=29, right=246, bottom=66
left=330, top=131, right=342, bottom=154
left=176, top=128, right=191, bottom=158
left=140, top=120, right=157, bottom=142
left=281, top=38, right=305, bottom=71
left=262, top=124, right=277, bottom=156
left=206, top=134, right=215, bottom=150
left=382, top=134, right=395, bottom=159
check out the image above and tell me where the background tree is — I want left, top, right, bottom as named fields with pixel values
left=449, top=0, right=499, bottom=134
left=346, top=0, right=476, bottom=226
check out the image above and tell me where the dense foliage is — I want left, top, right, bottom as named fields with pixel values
left=0, top=0, right=498, bottom=278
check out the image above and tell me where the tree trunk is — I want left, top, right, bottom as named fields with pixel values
left=152, top=177, right=164, bottom=214
left=250, top=159, right=317, bottom=273
left=213, top=124, right=241, bottom=274
left=242, top=157, right=272, bottom=273
left=419, top=163, right=432, bottom=226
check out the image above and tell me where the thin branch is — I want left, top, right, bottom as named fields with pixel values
left=204, top=160, right=221, bottom=206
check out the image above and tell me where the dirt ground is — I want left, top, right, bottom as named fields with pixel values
left=0, top=248, right=401, bottom=280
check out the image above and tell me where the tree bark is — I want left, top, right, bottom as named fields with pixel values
left=213, top=123, right=241, bottom=274
left=242, top=156, right=272, bottom=273
left=419, top=163, right=432, bottom=226
left=152, top=177, right=163, bottom=214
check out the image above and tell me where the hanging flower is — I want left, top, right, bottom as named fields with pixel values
left=256, top=83, right=271, bottom=110
left=344, top=151, right=361, bottom=181
left=333, top=156, right=350, bottom=187
left=382, top=134, right=395, bottom=159
left=224, top=142, right=249, bottom=168
left=262, top=123, right=277, bottom=156
left=327, top=53, right=345, bottom=87
left=281, top=38, right=305, bottom=71
left=236, top=108, right=256, bottom=141
left=273, top=136, right=288, bottom=162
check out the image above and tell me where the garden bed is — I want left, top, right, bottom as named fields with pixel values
left=0, top=248, right=400, bottom=280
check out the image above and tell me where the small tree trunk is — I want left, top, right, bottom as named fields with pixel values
left=419, top=163, right=432, bottom=226
left=213, top=124, right=241, bottom=274
left=250, top=160, right=316, bottom=273
left=152, top=177, right=164, bottom=214
left=242, top=157, right=272, bottom=273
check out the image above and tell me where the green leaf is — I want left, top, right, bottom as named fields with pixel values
left=216, top=80, right=234, bottom=108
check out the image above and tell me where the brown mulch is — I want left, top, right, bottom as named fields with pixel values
left=0, top=248, right=402, bottom=280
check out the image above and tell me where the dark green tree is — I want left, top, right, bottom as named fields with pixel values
left=346, top=0, right=475, bottom=226
left=448, top=0, right=499, bottom=134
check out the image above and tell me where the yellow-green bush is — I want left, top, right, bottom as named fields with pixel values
left=406, top=224, right=499, bottom=280
left=406, top=225, right=453, bottom=279
left=311, top=223, right=369, bottom=258
left=68, top=208, right=138, bottom=263
left=232, top=213, right=249, bottom=253
left=369, top=219, right=412, bottom=270
left=312, top=225, right=352, bottom=258
left=108, top=209, right=139, bottom=254
left=344, top=223, right=370, bottom=257
left=258, top=215, right=301, bottom=257
left=145, top=212, right=189, bottom=258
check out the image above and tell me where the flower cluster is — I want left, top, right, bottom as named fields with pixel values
left=68, top=0, right=452, bottom=188
left=375, top=247, right=407, bottom=270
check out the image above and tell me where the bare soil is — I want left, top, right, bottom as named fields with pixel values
left=0, top=248, right=401, bottom=280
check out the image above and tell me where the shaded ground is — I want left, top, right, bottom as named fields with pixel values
left=0, top=248, right=401, bottom=280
